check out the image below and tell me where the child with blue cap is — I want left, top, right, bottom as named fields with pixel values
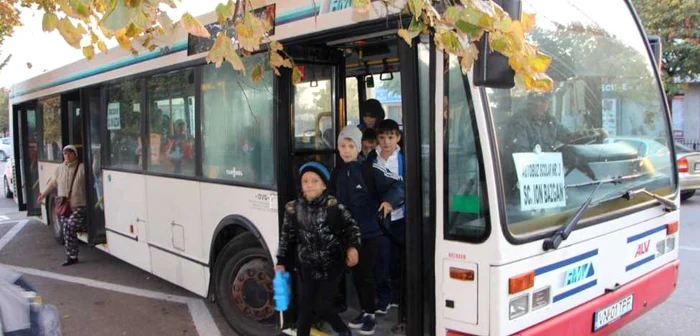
left=276, top=161, right=361, bottom=336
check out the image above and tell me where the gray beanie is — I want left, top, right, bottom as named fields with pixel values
left=338, top=126, right=363, bottom=152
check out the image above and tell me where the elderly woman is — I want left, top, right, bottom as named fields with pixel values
left=37, top=145, right=86, bottom=266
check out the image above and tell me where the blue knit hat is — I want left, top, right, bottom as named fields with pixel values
left=299, top=161, right=331, bottom=185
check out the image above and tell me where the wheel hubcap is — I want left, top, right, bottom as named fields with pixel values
left=231, top=258, right=274, bottom=321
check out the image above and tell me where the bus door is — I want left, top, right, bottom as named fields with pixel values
left=12, top=102, right=41, bottom=215
left=80, top=87, right=107, bottom=244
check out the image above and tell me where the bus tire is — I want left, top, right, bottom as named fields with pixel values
left=214, top=232, right=277, bottom=335
left=681, top=190, right=695, bottom=201
left=49, top=198, right=64, bottom=245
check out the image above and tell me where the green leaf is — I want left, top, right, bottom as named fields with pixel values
left=216, top=0, right=234, bottom=25
left=42, top=12, right=59, bottom=32
left=443, top=6, right=462, bottom=25
left=57, top=17, right=87, bottom=49
left=455, top=20, right=482, bottom=38
left=251, top=64, right=264, bottom=83
left=100, top=0, right=139, bottom=32
left=435, top=29, right=461, bottom=54
left=408, top=0, right=424, bottom=19
left=206, top=32, right=245, bottom=73
left=181, top=12, right=210, bottom=38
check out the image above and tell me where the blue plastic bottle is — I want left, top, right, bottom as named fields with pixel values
left=273, top=270, right=291, bottom=311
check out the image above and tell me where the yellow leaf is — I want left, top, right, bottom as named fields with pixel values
left=459, top=43, right=479, bottom=74
left=251, top=64, right=264, bottom=83
left=181, top=12, right=210, bottom=38
left=216, top=0, right=235, bottom=25
left=443, top=6, right=461, bottom=25
left=496, top=16, right=513, bottom=33
left=236, top=12, right=265, bottom=52
left=82, top=45, right=95, bottom=60
left=353, top=0, right=371, bottom=13
left=68, top=0, right=92, bottom=20
left=270, top=40, right=283, bottom=52
left=206, top=32, right=245, bottom=73
left=57, top=17, right=87, bottom=49
left=523, top=73, right=553, bottom=92
left=115, top=29, right=132, bottom=50
left=125, top=0, right=142, bottom=8
left=42, top=12, right=58, bottom=32
left=292, top=66, right=303, bottom=84
left=270, top=50, right=292, bottom=71
left=435, top=29, right=461, bottom=54
left=125, top=22, right=142, bottom=38
left=26, top=62, right=32, bottom=69
left=521, top=12, right=536, bottom=32
left=97, top=41, right=108, bottom=54
left=90, top=31, right=99, bottom=44
left=527, top=51, right=551, bottom=73
left=398, top=28, right=419, bottom=46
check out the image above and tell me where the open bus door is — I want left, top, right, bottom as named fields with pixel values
left=80, top=87, right=107, bottom=245
left=13, top=102, right=41, bottom=216
left=277, top=28, right=435, bottom=335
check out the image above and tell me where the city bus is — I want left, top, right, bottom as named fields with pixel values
left=8, top=0, right=680, bottom=335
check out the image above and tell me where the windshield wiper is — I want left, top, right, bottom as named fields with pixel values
left=622, top=188, right=677, bottom=212
left=543, top=177, right=619, bottom=251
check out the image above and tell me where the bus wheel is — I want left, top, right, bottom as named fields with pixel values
left=215, top=233, right=277, bottom=335
left=49, top=199, right=64, bottom=245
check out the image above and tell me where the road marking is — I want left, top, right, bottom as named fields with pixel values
left=0, top=219, right=26, bottom=251
left=680, top=246, right=700, bottom=252
left=0, top=220, right=222, bottom=336
left=0, top=219, right=17, bottom=225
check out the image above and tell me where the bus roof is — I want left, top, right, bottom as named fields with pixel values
left=9, top=0, right=397, bottom=104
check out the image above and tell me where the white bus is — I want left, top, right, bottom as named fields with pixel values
left=9, top=0, right=680, bottom=335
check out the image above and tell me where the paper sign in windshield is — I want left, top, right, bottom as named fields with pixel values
left=513, top=152, right=566, bottom=211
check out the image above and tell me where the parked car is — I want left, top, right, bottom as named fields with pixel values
left=0, top=265, right=62, bottom=335
left=0, top=137, right=11, bottom=161
left=4, top=154, right=14, bottom=198
left=675, top=142, right=700, bottom=201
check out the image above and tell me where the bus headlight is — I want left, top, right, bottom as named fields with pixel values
left=532, top=286, right=550, bottom=311
left=509, top=294, right=529, bottom=320
left=666, top=236, right=676, bottom=252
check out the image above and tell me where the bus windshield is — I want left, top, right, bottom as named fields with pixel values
left=488, top=0, right=675, bottom=237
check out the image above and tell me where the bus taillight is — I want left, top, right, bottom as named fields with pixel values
left=509, top=271, right=535, bottom=294
left=449, top=267, right=475, bottom=281
left=667, top=221, right=679, bottom=235
left=678, top=157, right=689, bottom=173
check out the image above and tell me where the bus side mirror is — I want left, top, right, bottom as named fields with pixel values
left=647, top=35, right=662, bottom=69
left=473, top=0, right=522, bottom=89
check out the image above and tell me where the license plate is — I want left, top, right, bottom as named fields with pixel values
left=694, top=163, right=700, bottom=171
left=593, top=294, right=634, bottom=331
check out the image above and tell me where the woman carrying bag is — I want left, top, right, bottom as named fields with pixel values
left=37, top=145, right=86, bottom=267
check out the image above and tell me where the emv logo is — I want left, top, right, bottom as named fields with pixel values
left=564, top=262, right=595, bottom=286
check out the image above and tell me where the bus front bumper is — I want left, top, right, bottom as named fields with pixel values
left=513, top=259, right=679, bottom=336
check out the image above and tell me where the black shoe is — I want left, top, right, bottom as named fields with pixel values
left=337, top=328, right=354, bottom=336
left=61, top=257, right=78, bottom=266
left=375, top=302, right=391, bottom=315
left=358, top=315, right=376, bottom=335
left=349, top=313, right=369, bottom=329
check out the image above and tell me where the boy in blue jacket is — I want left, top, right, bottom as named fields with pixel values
left=330, top=126, right=404, bottom=335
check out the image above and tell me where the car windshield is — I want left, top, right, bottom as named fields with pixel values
left=488, top=0, right=675, bottom=237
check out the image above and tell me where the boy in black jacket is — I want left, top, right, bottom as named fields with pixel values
left=276, top=161, right=361, bottom=336
left=330, top=126, right=404, bottom=335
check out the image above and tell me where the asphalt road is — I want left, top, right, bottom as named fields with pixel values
left=1, top=157, right=698, bottom=336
